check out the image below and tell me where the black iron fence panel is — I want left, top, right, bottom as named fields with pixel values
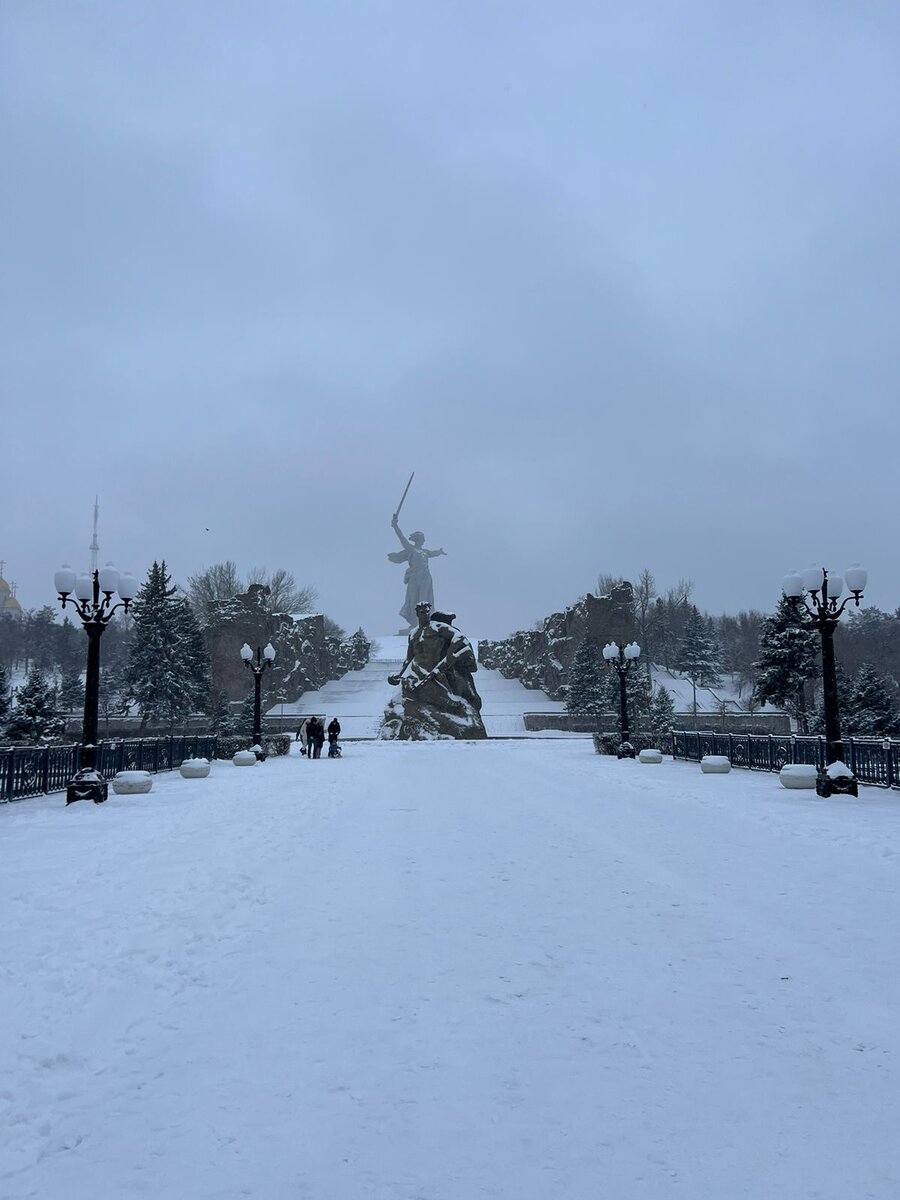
left=2, top=748, right=46, bottom=799
left=851, top=740, right=891, bottom=787
left=789, top=738, right=823, bottom=768
left=772, top=737, right=794, bottom=769
left=47, top=745, right=79, bottom=792
left=729, top=735, right=751, bottom=769
left=0, top=735, right=219, bottom=803
left=698, top=732, right=717, bottom=759
left=672, top=731, right=899, bottom=790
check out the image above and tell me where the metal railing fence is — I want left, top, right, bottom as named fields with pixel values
left=672, top=731, right=899, bottom=789
left=0, top=735, right=219, bottom=803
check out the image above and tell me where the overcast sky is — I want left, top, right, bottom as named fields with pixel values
left=3, top=1, right=898, bottom=640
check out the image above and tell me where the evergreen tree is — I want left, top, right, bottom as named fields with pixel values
left=809, top=663, right=853, bottom=737
left=835, top=607, right=900, bottom=697
left=845, top=663, right=899, bottom=736
left=127, top=562, right=212, bottom=730
left=348, top=628, right=372, bottom=670
left=566, top=640, right=613, bottom=715
left=5, top=665, right=64, bottom=743
left=206, top=688, right=234, bottom=734
left=753, top=596, right=820, bottom=732
left=22, top=606, right=60, bottom=672
left=675, top=606, right=723, bottom=721
left=56, top=617, right=84, bottom=673
left=625, top=663, right=653, bottom=728
left=99, top=664, right=130, bottom=737
left=57, top=665, right=85, bottom=712
left=0, top=662, right=11, bottom=725
left=648, top=685, right=676, bottom=744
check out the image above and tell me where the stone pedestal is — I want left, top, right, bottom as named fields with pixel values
left=700, top=755, right=731, bottom=774
left=179, top=759, right=211, bottom=779
left=111, top=770, right=153, bottom=795
left=779, top=764, right=817, bottom=790
left=639, top=749, right=664, bottom=764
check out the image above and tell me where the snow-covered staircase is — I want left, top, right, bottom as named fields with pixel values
left=269, top=635, right=566, bottom=738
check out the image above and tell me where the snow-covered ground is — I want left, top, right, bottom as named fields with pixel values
left=650, top=665, right=778, bottom=716
left=270, top=635, right=567, bottom=737
left=2, top=743, right=899, bottom=1199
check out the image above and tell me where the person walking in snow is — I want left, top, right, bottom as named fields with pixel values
left=307, top=717, right=325, bottom=759
left=295, top=718, right=309, bottom=756
left=327, top=717, right=342, bottom=757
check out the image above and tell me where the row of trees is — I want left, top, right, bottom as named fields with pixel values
left=0, top=561, right=371, bottom=744
left=754, top=597, right=899, bottom=735
left=579, top=570, right=900, bottom=735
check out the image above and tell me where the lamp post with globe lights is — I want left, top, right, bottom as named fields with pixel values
left=602, top=641, right=641, bottom=758
left=782, top=564, right=867, bottom=797
left=55, top=562, right=138, bottom=804
left=240, top=642, right=276, bottom=755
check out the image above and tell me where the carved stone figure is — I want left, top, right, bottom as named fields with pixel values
left=382, top=603, right=486, bottom=740
left=387, top=514, right=446, bottom=632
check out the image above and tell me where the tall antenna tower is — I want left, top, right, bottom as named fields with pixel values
left=90, top=496, right=100, bottom=572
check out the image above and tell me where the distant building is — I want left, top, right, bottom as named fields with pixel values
left=0, top=565, right=24, bottom=620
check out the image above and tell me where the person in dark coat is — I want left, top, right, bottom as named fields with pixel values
left=327, top=717, right=341, bottom=757
left=307, top=717, right=325, bottom=759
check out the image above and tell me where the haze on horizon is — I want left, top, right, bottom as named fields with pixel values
left=3, top=1, right=899, bottom=640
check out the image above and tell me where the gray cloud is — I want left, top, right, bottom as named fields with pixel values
left=3, top=1, right=899, bottom=637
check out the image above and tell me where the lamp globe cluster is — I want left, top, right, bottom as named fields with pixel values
left=54, top=560, right=141, bottom=805
left=781, top=560, right=868, bottom=797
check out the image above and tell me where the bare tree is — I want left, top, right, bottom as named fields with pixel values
left=323, top=614, right=346, bottom=639
left=596, top=573, right=626, bottom=597
left=246, top=567, right=317, bottom=615
left=187, top=561, right=243, bottom=625
left=633, top=568, right=657, bottom=687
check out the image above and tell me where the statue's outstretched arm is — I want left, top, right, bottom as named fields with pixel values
left=391, top=515, right=413, bottom=552
left=426, top=547, right=446, bottom=558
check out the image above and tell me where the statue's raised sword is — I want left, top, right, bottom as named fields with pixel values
left=392, top=471, right=415, bottom=522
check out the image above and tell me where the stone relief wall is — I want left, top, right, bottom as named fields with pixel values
left=204, top=584, right=351, bottom=704
left=478, top=582, right=638, bottom=700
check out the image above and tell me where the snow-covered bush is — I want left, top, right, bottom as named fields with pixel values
left=215, top=733, right=291, bottom=760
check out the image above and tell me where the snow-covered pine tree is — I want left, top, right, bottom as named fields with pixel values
left=625, top=664, right=653, bottom=728
left=206, top=688, right=235, bottom=734
left=566, top=639, right=612, bottom=715
left=845, top=663, right=899, bottom=737
left=753, top=596, right=819, bottom=732
left=5, top=664, right=64, bottom=743
left=348, top=628, right=372, bottom=670
left=809, top=663, right=852, bottom=737
left=674, top=606, right=723, bottom=721
left=237, top=692, right=257, bottom=742
left=648, top=685, right=676, bottom=745
left=56, top=664, right=85, bottom=712
left=127, top=562, right=212, bottom=730
left=171, top=590, right=211, bottom=716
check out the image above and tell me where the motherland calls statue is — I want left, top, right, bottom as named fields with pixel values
left=386, top=472, right=446, bottom=632
left=382, top=603, right=487, bottom=740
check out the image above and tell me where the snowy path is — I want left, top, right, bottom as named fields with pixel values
left=2, top=743, right=899, bottom=1199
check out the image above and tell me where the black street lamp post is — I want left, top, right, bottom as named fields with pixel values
left=240, top=642, right=276, bottom=756
left=55, top=562, right=138, bottom=804
left=782, top=564, right=867, bottom=797
left=602, top=641, right=641, bottom=759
